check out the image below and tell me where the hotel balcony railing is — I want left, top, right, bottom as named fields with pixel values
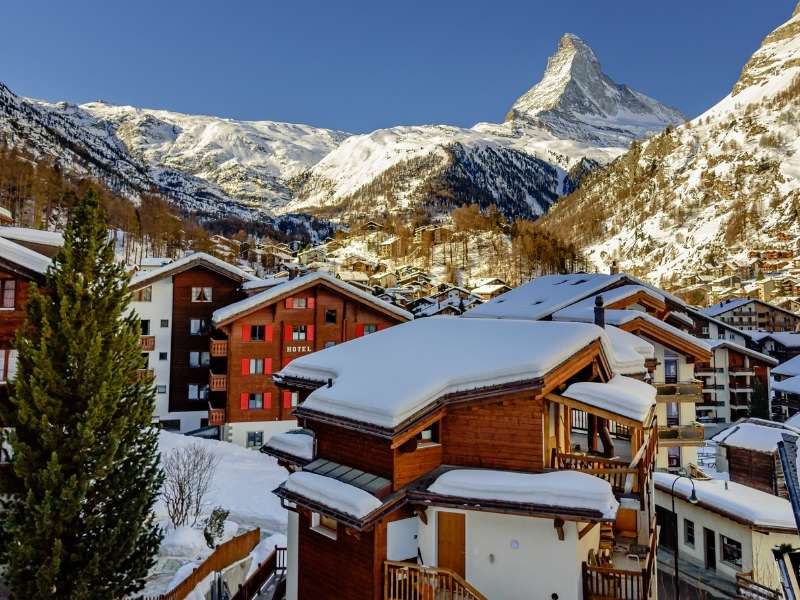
left=139, top=335, right=156, bottom=352
left=729, top=368, right=755, bottom=376
left=658, top=423, right=704, bottom=443
left=136, top=368, right=154, bottom=381
left=655, top=381, right=702, bottom=403
left=209, top=373, right=227, bottom=392
left=208, top=407, right=226, bottom=426
left=210, top=339, right=228, bottom=357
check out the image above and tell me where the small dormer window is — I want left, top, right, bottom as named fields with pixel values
left=191, top=287, right=212, bottom=302
left=311, top=512, right=337, bottom=540
left=417, top=422, right=441, bottom=447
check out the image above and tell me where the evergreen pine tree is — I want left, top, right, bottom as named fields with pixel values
left=0, top=188, right=163, bottom=599
left=750, top=375, right=770, bottom=420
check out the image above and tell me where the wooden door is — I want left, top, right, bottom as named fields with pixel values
left=704, top=527, right=716, bottom=571
left=437, top=512, right=465, bottom=578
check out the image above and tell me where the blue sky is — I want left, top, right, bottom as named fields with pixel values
left=2, top=1, right=796, bottom=133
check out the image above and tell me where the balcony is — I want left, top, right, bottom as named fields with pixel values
left=208, top=408, right=226, bottom=426
left=384, top=561, right=487, bottom=600
left=655, top=382, right=701, bottom=403
left=730, top=386, right=753, bottom=393
left=210, top=339, right=228, bottom=357
left=729, top=368, right=754, bottom=377
left=658, top=424, right=704, bottom=445
left=136, top=368, right=154, bottom=381
left=139, top=335, right=156, bottom=352
left=209, top=373, right=227, bottom=392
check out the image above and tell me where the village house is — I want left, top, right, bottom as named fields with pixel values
left=0, top=226, right=64, bottom=258
left=128, top=252, right=256, bottom=433
left=654, top=472, right=797, bottom=594
left=208, top=271, right=411, bottom=448
left=750, top=331, right=800, bottom=364
left=265, top=318, right=659, bottom=600
left=701, top=297, right=800, bottom=332
left=0, top=236, right=51, bottom=409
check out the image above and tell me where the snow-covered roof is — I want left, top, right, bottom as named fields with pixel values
left=605, top=325, right=655, bottom=361
left=785, top=413, right=800, bottom=428
left=428, top=469, right=619, bottom=519
left=464, top=273, right=626, bottom=320
left=706, top=339, right=778, bottom=366
left=711, top=419, right=800, bottom=452
left=212, top=271, right=412, bottom=325
left=283, top=471, right=382, bottom=519
left=139, top=257, right=173, bottom=268
left=561, top=285, right=665, bottom=313
left=654, top=473, right=796, bottom=530
left=701, top=298, right=756, bottom=317
left=281, top=318, right=640, bottom=429
left=667, top=311, right=695, bottom=328
left=759, top=332, right=800, bottom=349
left=0, top=237, right=51, bottom=275
left=562, top=374, right=656, bottom=423
left=130, top=252, right=257, bottom=289
left=0, top=226, right=64, bottom=247
left=774, top=375, right=800, bottom=396
left=471, top=283, right=510, bottom=295
left=242, top=276, right=289, bottom=291
left=264, top=430, right=314, bottom=461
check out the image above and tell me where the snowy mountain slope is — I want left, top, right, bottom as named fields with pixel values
left=79, top=102, right=349, bottom=211
left=285, top=34, right=682, bottom=221
left=538, top=3, right=800, bottom=284
left=505, top=33, right=685, bottom=146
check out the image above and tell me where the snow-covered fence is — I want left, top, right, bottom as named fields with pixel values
left=143, top=528, right=260, bottom=600
left=230, top=546, right=287, bottom=600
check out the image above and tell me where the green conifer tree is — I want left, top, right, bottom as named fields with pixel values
left=0, top=188, right=163, bottom=599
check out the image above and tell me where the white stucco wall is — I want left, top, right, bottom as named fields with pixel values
left=224, top=419, right=298, bottom=448
left=416, top=507, right=600, bottom=600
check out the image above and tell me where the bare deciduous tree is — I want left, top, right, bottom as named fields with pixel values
left=162, top=443, right=220, bottom=528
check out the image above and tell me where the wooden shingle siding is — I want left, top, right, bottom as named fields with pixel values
left=727, top=447, right=783, bottom=497
left=310, top=421, right=394, bottom=480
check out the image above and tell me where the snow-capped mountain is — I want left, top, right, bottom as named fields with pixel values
left=285, top=34, right=684, bottom=221
left=539, top=3, right=800, bottom=284
left=506, top=33, right=685, bottom=146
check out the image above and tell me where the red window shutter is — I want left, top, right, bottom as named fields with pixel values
left=284, top=325, right=293, bottom=341
left=241, top=359, right=250, bottom=375
left=242, top=325, right=251, bottom=341
left=240, top=393, right=249, bottom=410
left=355, top=323, right=365, bottom=337
left=307, top=324, right=315, bottom=341
left=264, top=392, right=272, bottom=409
left=265, top=357, right=273, bottom=373
left=285, top=297, right=294, bottom=309
left=308, top=297, right=315, bottom=309
left=266, top=324, right=273, bottom=342
left=283, top=390, right=292, bottom=409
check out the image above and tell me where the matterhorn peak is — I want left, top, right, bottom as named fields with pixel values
left=506, top=33, right=684, bottom=146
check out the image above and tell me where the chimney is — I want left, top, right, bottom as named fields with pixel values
left=594, top=295, right=605, bottom=328
left=610, top=261, right=619, bottom=275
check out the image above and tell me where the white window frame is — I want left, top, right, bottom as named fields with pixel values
left=311, top=512, right=337, bottom=540
left=293, top=324, right=307, bottom=341
left=1, top=279, right=16, bottom=310
left=246, top=431, right=264, bottom=448
left=191, top=287, right=213, bottom=303
left=248, top=392, right=264, bottom=409
left=720, top=535, right=742, bottom=569
left=250, top=358, right=265, bottom=374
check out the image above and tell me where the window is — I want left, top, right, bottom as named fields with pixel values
left=188, top=384, right=209, bottom=401
left=283, top=390, right=300, bottom=408
left=141, top=320, right=151, bottom=335
left=189, top=351, right=210, bottom=368
left=324, top=341, right=336, bottom=349
left=249, top=393, right=264, bottom=410
left=325, top=309, right=337, bottom=324
left=156, top=385, right=167, bottom=394
left=1, top=279, right=16, bottom=309
left=0, top=349, right=18, bottom=383
left=684, top=519, right=695, bottom=548
left=285, top=297, right=313, bottom=309
left=191, top=287, right=212, bottom=302
left=190, top=319, right=209, bottom=335
left=311, top=512, right=337, bottom=539
left=417, top=422, right=441, bottom=447
left=293, top=324, right=307, bottom=341
left=250, top=325, right=265, bottom=341
left=159, top=352, right=168, bottom=361
left=667, top=446, right=681, bottom=469
left=160, top=319, right=169, bottom=328
left=250, top=358, right=265, bottom=374
left=246, top=431, right=263, bottom=448
left=293, top=297, right=307, bottom=309
left=133, top=286, right=152, bottom=302
left=720, top=535, right=742, bottom=568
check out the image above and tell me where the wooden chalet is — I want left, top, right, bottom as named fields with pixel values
left=209, top=271, right=412, bottom=447
left=0, top=237, right=50, bottom=409
left=266, top=318, right=660, bottom=600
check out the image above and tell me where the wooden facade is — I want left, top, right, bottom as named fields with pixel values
left=215, top=279, right=409, bottom=426
left=726, top=446, right=786, bottom=498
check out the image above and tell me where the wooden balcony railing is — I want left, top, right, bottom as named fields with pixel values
left=384, top=561, right=487, bottom=600
left=658, top=424, right=704, bottom=443
left=136, top=368, right=154, bottom=381
left=208, top=408, right=226, bottom=426
left=655, top=381, right=701, bottom=403
left=209, top=373, right=227, bottom=392
left=729, top=368, right=755, bottom=377
left=210, top=339, right=228, bottom=357
left=139, top=335, right=156, bottom=352
left=583, top=519, right=657, bottom=600
left=231, top=546, right=286, bottom=600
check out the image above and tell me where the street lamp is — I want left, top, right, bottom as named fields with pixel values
left=671, top=474, right=699, bottom=600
